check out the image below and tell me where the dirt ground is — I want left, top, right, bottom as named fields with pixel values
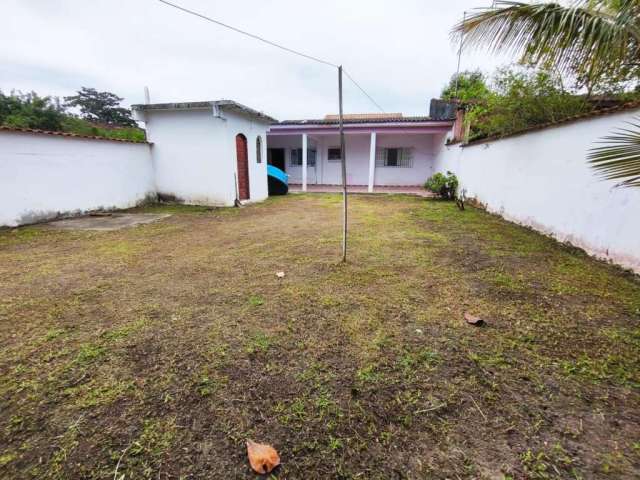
left=0, top=194, right=639, bottom=479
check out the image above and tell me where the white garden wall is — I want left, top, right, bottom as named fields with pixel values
left=433, top=109, right=640, bottom=273
left=0, top=130, right=155, bottom=227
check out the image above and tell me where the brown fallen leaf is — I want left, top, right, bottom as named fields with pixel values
left=246, top=439, right=280, bottom=474
left=464, top=312, right=485, bottom=326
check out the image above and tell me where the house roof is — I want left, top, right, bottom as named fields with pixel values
left=277, top=115, right=437, bottom=126
left=324, top=113, right=404, bottom=121
left=131, top=100, right=277, bottom=123
left=0, top=125, right=149, bottom=144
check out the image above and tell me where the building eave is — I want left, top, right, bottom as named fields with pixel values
left=268, top=121, right=453, bottom=135
left=131, top=100, right=277, bottom=124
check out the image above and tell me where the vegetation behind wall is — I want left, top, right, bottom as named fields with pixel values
left=442, top=66, right=639, bottom=142
left=0, top=88, right=145, bottom=142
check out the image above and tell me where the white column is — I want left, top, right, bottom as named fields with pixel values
left=368, top=131, right=377, bottom=193
left=302, top=133, right=308, bottom=192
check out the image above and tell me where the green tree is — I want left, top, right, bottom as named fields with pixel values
left=466, top=66, right=592, bottom=140
left=64, top=87, right=137, bottom=127
left=0, top=90, right=66, bottom=131
left=441, top=70, right=490, bottom=102
left=454, top=0, right=640, bottom=187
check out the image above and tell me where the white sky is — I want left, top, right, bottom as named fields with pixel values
left=2, top=0, right=509, bottom=120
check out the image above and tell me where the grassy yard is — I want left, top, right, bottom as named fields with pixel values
left=0, top=194, right=639, bottom=479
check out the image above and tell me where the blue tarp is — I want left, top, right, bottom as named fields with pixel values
left=267, top=165, right=288, bottom=186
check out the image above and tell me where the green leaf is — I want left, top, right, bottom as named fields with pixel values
left=588, top=118, right=640, bottom=187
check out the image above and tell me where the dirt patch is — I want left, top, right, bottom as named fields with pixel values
left=0, top=195, right=638, bottom=479
left=44, top=213, right=171, bottom=231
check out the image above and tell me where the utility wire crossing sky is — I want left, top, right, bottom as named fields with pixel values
left=156, top=0, right=386, bottom=112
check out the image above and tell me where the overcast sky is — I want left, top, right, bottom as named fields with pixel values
left=2, top=0, right=508, bottom=120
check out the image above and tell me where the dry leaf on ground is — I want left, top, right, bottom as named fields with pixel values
left=246, top=439, right=280, bottom=474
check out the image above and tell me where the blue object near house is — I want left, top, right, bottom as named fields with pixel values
left=267, top=165, right=288, bottom=195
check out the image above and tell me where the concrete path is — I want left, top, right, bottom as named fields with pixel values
left=289, top=184, right=435, bottom=197
left=45, top=213, right=171, bottom=231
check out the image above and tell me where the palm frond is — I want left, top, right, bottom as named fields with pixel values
left=588, top=118, right=640, bottom=187
left=453, top=1, right=639, bottom=77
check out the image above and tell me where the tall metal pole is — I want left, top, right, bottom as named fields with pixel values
left=454, top=11, right=466, bottom=98
left=338, top=65, right=347, bottom=262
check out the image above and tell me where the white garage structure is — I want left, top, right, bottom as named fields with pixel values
left=133, top=100, right=276, bottom=206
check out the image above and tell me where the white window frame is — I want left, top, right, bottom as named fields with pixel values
left=375, top=147, right=413, bottom=168
left=327, top=146, right=342, bottom=162
left=290, top=148, right=317, bottom=167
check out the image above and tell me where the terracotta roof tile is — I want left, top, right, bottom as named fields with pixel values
left=0, top=125, right=149, bottom=144
left=323, top=113, right=403, bottom=121
left=277, top=115, right=444, bottom=126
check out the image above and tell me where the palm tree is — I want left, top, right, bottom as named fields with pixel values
left=453, top=0, right=640, bottom=187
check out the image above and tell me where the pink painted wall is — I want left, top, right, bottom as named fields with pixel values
left=267, top=132, right=442, bottom=186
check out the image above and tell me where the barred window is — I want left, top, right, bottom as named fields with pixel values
left=376, top=147, right=412, bottom=167
left=327, top=147, right=342, bottom=162
left=290, top=148, right=316, bottom=166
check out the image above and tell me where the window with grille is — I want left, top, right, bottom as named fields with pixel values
left=327, top=147, right=342, bottom=162
left=376, top=147, right=412, bottom=167
left=290, top=148, right=317, bottom=166
left=256, top=136, right=262, bottom=163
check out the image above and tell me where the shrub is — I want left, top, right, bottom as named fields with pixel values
left=424, top=171, right=458, bottom=199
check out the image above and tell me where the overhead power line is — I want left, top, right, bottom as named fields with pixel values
left=156, top=0, right=338, bottom=67
left=343, top=69, right=385, bottom=113
left=155, top=0, right=384, bottom=112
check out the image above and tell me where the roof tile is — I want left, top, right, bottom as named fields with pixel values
left=0, top=125, right=149, bottom=144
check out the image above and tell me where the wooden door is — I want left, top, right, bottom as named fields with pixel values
left=235, top=134, right=250, bottom=200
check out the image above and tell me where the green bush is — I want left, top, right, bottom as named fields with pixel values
left=424, top=171, right=459, bottom=199
left=61, top=116, right=146, bottom=141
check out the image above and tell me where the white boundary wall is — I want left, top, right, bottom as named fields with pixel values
left=0, top=131, right=155, bottom=227
left=433, top=109, right=640, bottom=273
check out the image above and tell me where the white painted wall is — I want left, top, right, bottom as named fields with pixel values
left=142, top=108, right=269, bottom=206
left=0, top=131, right=154, bottom=227
left=223, top=109, right=269, bottom=203
left=375, top=134, right=436, bottom=186
left=433, top=110, right=640, bottom=273
left=267, top=133, right=437, bottom=186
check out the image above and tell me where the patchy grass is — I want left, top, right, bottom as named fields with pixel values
left=0, top=194, right=639, bottom=479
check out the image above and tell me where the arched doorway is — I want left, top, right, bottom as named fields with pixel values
left=235, top=134, right=250, bottom=200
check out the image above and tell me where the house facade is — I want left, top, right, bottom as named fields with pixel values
left=267, top=113, right=454, bottom=191
left=132, top=100, right=276, bottom=206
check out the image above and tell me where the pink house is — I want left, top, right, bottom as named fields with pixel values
left=266, top=109, right=454, bottom=192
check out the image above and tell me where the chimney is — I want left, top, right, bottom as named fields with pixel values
left=452, top=107, right=466, bottom=143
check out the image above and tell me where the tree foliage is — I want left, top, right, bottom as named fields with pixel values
left=587, top=119, right=640, bottom=186
left=0, top=91, right=66, bottom=131
left=454, top=1, right=640, bottom=91
left=441, top=70, right=491, bottom=102
left=64, top=87, right=137, bottom=127
left=460, top=66, right=593, bottom=141
left=453, top=0, right=640, bottom=186
left=0, top=88, right=144, bottom=141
